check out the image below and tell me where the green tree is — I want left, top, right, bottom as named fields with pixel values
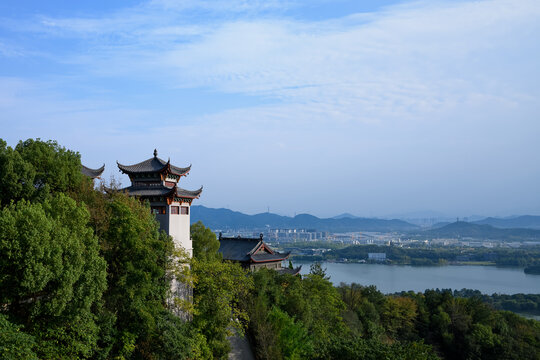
left=190, top=258, right=253, bottom=359
left=0, top=314, right=37, bottom=360
left=0, top=194, right=107, bottom=359
left=267, top=306, right=312, bottom=359
left=382, top=296, right=418, bottom=340
left=309, top=261, right=329, bottom=280
left=191, top=220, right=221, bottom=262
left=99, top=193, right=175, bottom=359
left=15, top=139, right=83, bottom=198
left=0, top=140, right=36, bottom=206
left=0, top=139, right=83, bottom=206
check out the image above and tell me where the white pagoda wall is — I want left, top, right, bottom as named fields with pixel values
left=155, top=206, right=193, bottom=257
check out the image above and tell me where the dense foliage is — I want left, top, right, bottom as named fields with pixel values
left=0, top=193, right=107, bottom=359
left=191, top=220, right=222, bottom=262
left=243, top=266, right=540, bottom=359
left=243, top=266, right=439, bottom=359
left=0, top=139, right=83, bottom=206
left=449, top=290, right=540, bottom=316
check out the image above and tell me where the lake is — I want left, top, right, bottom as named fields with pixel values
left=293, top=261, right=540, bottom=294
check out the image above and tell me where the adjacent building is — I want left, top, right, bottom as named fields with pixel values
left=218, top=233, right=301, bottom=275
left=368, top=252, right=387, bottom=261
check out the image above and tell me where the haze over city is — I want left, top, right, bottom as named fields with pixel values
left=1, top=0, right=539, bottom=218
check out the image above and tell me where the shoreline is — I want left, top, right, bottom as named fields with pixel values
left=290, top=257, right=535, bottom=269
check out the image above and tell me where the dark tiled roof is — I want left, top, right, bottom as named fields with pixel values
left=251, top=252, right=291, bottom=262
left=117, top=152, right=190, bottom=176
left=176, top=186, right=203, bottom=199
left=218, top=237, right=261, bottom=262
left=277, top=266, right=302, bottom=276
left=121, top=185, right=175, bottom=197
left=170, top=164, right=191, bottom=176
left=81, top=164, right=105, bottom=179
left=218, top=235, right=289, bottom=263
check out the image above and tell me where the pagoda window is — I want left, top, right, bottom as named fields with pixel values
left=180, top=206, right=189, bottom=215
left=151, top=206, right=166, bottom=215
left=171, top=206, right=179, bottom=214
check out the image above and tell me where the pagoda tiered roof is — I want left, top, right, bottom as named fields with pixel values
left=122, top=184, right=176, bottom=197
left=81, top=164, right=105, bottom=179
left=120, top=184, right=203, bottom=199
left=116, top=150, right=202, bottom=203
left=176, top=187, right=203, bottom=198
left=117, top=149, right=191, bottom=176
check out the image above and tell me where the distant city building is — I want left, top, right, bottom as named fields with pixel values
left=368, top=253, right=387, bottom=261
left=267, top=228, right=328, bottom=242
left=218, top=233, right=301, bottom=275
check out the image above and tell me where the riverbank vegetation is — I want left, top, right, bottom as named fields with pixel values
left=290, top=243, right=540, bottom=268
left=243, top=265, right=539, bottom=359
left=449, top=290, right=540, bottom=316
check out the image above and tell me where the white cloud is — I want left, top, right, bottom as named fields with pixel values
left=20, top=0, right=537, bottom=126
left=1, top=0, right=539, bottom=215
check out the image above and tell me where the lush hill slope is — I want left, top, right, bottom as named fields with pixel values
left=191, top=205, right=418, bottom=232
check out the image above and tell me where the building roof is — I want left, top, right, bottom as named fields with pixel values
left=81, top=164, right=105, bottom=179
left=117, top=149, right=191, bottom=176
left=218, top=237, right=261, bottom=262
left=251, top=252, right=291, bottom=263
left=119, top=184, right=203, bottom=199
left=277, top=266, right=302, bottom=276
left=218, top=234, right=290, bottom=263
left=121, top=184, right=176, bottom=197
left=176, top=186, right=203, bottom=199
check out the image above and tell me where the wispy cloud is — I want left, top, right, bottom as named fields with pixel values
left=15, top=0, right=537, bottom=122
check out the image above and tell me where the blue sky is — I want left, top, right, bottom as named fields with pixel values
left=1, top=0, right=539, bottom=218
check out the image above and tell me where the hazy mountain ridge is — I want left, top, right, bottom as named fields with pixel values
left=191, top=206, right=540, bottom=239
left=332, top=213, right=359, bottom=219
left=422, top=221, right=540, bottom=241
left=472, top=215, right=540, bottom=230
left=191, top=205, right=418, bottom=232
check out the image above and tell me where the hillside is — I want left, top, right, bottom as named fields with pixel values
left=473, top=215, right=540, bottom=229
left=190, top=205, right=418, bottom=232
left=421, top=221, right=540, bottom=241
left=332, top=213, right=359, bottom=219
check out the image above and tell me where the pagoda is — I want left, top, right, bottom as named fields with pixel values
left=117, top=149, right=202, bottom=256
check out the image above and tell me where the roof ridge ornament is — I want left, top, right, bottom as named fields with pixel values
left=153, top=149, right=158, bottom=157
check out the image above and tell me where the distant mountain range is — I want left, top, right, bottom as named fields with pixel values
left=191, top=206, right=418, bottom=232
left=191, top=206, right=540, bottom=240
left=472, top=216, right=540, bottom=230
left=331, top=213, right=359, bottom=219
left=421, top=221, right=540, bottom=241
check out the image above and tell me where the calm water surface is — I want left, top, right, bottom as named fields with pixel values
left=294, top=261, right=540, bottom=294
